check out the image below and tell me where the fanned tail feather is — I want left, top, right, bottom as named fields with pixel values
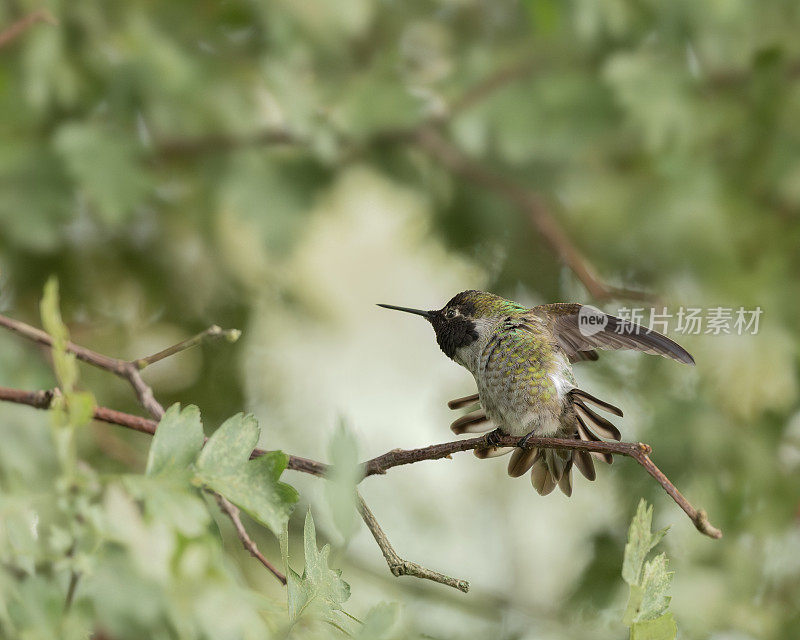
left=568, top=388, right=623, bottom=417
left=474, top=445, right=514, bottom=459
left=519, top=388, right=623, bottom=496
left=448, top=388, right=622, bottom=496
left=447, top=393, right=480, bottom=410
left=450, top=409, right=493, bottom=435
left=447, top=392, right=512, bottom=458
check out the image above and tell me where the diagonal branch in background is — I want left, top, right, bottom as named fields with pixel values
left=0, top=8, right=57, bottom=50
left=0, top=382, right=722, bottom=540
left=408, top=127, right=653, bottom=302
left=148, top=58, right=652, bottom=303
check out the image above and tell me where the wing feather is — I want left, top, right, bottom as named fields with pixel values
left=534, top=304, right=695, bottom=365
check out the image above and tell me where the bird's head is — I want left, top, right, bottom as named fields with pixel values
left=378, top=290, right=525, bottom=361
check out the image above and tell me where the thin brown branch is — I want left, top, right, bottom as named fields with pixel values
left=0, top=387, right=328, bottom=476
left=362, top=432, right=722, bottom=539
left=409, top=127, right=653, bottom=302
left=356, top=491, right=469, bottom=592
left=213, top=494, right=287, bottom=585
left=0, top=383, right=721, bottom=539
left=0, top=313, right=160, bottom=416
left=141, top=56, right=651, bottom=303
left=0, top=314, right=243, bottom=420
left=0, top=8, right=57, bottom=49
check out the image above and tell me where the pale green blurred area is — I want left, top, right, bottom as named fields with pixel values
left=1, top=0, right=799, bottom=638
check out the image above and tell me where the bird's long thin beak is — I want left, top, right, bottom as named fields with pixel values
left=376, top=303, right=433, bottom=319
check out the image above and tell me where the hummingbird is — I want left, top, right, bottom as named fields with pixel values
left=378, top=290, right=694, bottom=496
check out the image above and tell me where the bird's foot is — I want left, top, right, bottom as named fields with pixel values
left=517, top=430, right=536, bottom=449
left=485, top=428, right=505, bottom=447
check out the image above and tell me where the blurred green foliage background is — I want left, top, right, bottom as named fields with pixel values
left=1, top=0, right=799, bottom=638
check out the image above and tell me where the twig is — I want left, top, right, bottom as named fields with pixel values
left=356, top=491, right=469, bottom=593
left=0, top=386, right=329, bottom=477
left=0, top=314, right=239, bottom=419
left=133, top=325, right=241, bottom=369
left=0, top=315, right=286, bottom=584
left=0, top=8, right=57, bottom=49
left=213, top=493, right=287, bottom=585
left=362, top=433, right=722, bottom=539
left=0, top=384, right=722, bottom=539
left=409, top=127, right=653, bottom=302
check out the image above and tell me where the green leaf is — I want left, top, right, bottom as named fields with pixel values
left=622, top=499, right=668, bottom=586
left=622, top=501, right=675, bottom=631
left=122, top=475, right=211, bottom=538
left=39, top=278, right=95, bottom=474
left=637, top=554, right=674, bottom=622
left=324, top=421, right=363, bottom=541
left=623, top=584, right=644, bottom=627
left=53, top=122, right=151, bottom=224
left=65, top=390, right=95, bottom=430
left=281, top=510, right=350, bottom=622
left=40, top=277, right=76, bottom=394
left=146, top=403, right=204, bottom=477
left=630, top=612, right=677, bottom=640
left=355, top=602, right=400, bottom=640
left=195, top=413, right=298, bottom=536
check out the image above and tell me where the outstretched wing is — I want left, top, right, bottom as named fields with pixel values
left=534, top=303, right=695, bottom=366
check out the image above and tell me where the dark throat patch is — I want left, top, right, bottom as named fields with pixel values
left=429, top=314, right=479, bottom=359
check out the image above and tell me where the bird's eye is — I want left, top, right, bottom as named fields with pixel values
left=444, top=308, right=457, bottom=319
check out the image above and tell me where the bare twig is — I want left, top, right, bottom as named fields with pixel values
left=0, top=384, right=721, bottom=539
left=356, top=491, right=469, bottom=592
left=0, top=314, right=241, bottom=420
left=213, top=494, right=287, bottom=585
left=363, top=433, right=722, bottom=539
left=134, top=325, right=241, bottom=369
left=0, top=8, right=57, bottom=49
